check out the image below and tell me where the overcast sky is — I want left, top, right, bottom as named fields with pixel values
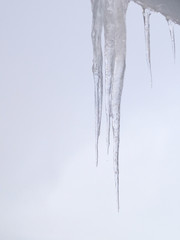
left=0, top=1, right=180, bottom=239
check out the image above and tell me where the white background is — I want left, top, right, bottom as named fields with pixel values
left=0, top=1, right=180, bottom=239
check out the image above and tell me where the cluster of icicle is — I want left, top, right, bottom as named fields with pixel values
left=91, top=0, right=176, bottom=210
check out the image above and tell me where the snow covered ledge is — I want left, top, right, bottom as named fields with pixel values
left=133, top=0, right=180, bottom=25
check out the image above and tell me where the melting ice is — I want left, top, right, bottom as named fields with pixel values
left=91, top=0, right=129, bottom=210
left=167, top=19, right=176, bottom=62
left=143, top=8, right=152, bottom=86
left=91, top=0, right=177, bottom=210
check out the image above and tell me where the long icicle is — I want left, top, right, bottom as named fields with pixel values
left=111, top=0, right=128, bottom=210
left=104, top=0, right=115, bottom=153
left=167, top=19, right=176, bottom=62
left=143, top=8, right=152, bottom=87
left=91, top=0, right=104, bottom=166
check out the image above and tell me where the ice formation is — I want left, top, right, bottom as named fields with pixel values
left=91, top=0, right=103, bottom=166
left=167, top=19, right=176, bottom=61
left=143, top=8, right=152, bottom=86
left=91, top=0, right=178, bottom=210
left=91, top=0, right=129, bottom=210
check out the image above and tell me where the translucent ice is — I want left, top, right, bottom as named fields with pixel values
left=143, top=8, right=152, bottom=86
left=91, top=0, right=179, bottom=210
left=91, top=0, right=129, bottom=210
left=167, top=19, right=176, bottom=62
left=91, top=0, right=104, bottom=166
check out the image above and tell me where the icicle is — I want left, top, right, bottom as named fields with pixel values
left=104, top=0, right=115, bottom=153
left=91, top=0, right=104, bottom=166
left=91, top=0, right=180, bottom=212
left=91, top=0, right=129, bottom=211
left=143, top=8, right=152, bottom=87
left=111, top=0, right=129, bottom=211
left=167, top=19, right=176, bottom=62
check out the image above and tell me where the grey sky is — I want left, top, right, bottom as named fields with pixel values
left=0, top=1, right=180, bottom=239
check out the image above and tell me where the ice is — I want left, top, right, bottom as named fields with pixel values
left=91, top=0, right=104, bottom=166
left=167, top=19, right=176, bottom=62
left=91, top=0, right=179, bottom=210
left=111, top=0, right=129, bottom=210
left=104, top=0, right=115, bottom=153
left=91, top=0, right=129, bottom=210
left=143, top=8, right=152, bottom=86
